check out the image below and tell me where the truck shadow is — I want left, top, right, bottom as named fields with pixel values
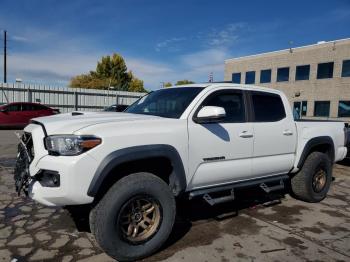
left=162, top=188, right=285, bottom=252
left=337, top=158, right=350, bottom=167
left=67, top=187, right=285, bottom=256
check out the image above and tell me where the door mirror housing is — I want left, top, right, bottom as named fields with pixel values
left=0, top=107, right=8, bottom=113
left=194, top=106, right=226, bottom=124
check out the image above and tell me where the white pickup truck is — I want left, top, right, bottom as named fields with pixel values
left=15, top=83, right=348, bottom=261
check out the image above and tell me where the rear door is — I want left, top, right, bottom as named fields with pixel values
left=249, top=91, right=296, bottom=177
left=0, top=104, right=22, bottom=127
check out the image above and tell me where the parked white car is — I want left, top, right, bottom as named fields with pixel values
left=15, top=83, right=348, bottom=261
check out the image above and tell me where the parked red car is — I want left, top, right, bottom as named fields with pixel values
left=0, top=102, right=59, bottom=129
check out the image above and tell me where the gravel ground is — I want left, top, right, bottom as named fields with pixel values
left=0, top=130, right=349, bottom=261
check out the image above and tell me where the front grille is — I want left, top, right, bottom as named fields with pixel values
left=21, top=132, right=34, bottom=162
left=14, top=132, right=34, bottom=196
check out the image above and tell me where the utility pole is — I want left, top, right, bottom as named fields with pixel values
left=3, top=30, right=7, bottom=83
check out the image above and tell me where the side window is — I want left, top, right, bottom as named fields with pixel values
left=314, top=101, right=330, bottom=117
left=252, top=92, right=286, bottom=122
left=260, top=69, right=271, bottom=83
left=338, top=101, right=350, bottom=117
left=200, top=91, right=245, bottom=123
left=33, top=104, right=48, bottom=110
left=6, top=104, right=21, bottom=112
left=342, top=60, right=350, bottom=77
left=245, top=71, right=255, bottom=84
left=22, top=104, right=35, bottom=111
left=317, top=62, right=334, bottom=79
left=277, top=67, right=290, bottom=82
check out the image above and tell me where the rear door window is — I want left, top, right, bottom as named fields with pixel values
left=251, top=92, right=286, bottom=122
left=33, top=104, right=48, bottom=110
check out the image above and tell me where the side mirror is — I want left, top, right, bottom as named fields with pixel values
left=0, top=108, right=7, bottom=113
left=194, top=106, right=226, bottom=124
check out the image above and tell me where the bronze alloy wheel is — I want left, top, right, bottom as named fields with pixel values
left=118, top=196, right=162, bottom=244
left=312, top=168, right=327, bottom=193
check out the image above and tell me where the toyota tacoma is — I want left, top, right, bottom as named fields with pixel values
left=14, top=83, right=348, bottom=261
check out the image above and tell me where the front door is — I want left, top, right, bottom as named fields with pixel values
left=187, top=89, right=254, bottom=190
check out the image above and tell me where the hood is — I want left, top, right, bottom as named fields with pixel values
left=31, top=111, right=161, bottom=135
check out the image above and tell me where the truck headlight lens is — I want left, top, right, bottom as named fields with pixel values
left=45, top=135, right=101, bottom=156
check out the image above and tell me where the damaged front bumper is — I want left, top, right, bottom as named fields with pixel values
left=14, top=123, right=97, bottom=206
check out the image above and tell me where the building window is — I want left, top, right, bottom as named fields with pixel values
left=293, top=101, right=307, bottom=119
left=260, top=69, right=271, bottom=83
left=245, top=71, right=255, bottom=84
left=301, top=101, right=307, bottom=116
left=317, top=62, right=334, bottom=79
left=295, top=65, right=310, bottom=81
left=232, top=73, right=241, bottom=84
left=314, top=101, right=330, bottom=117
left=277, top=67, right=289, bottom=82
left=338, top=101, right=350, bottom=117
left=342, top=60, right=350, bottom=77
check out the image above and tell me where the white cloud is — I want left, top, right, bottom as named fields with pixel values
left=7, top=51, right=100, bottom=82
left=126, top=58, right=175, bottom=88
left=207, top=23, right=246, bottom=47
left=155, top=37, right=187, bottom=52
left=11, top=35, right=30, bottom=42
left=180, top=49, right=228, bottom=68
left=4, top=49, right=176, bottom=88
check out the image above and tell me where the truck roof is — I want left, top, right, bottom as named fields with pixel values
left=168, top=83, right=284, bottom=96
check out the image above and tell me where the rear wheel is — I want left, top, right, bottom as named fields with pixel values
left=90, top=172, right=176, bottom=261
left=291, top=151, right=332, bottom=203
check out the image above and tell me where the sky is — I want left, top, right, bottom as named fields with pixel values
left=0, top=0, right=349, bottom=90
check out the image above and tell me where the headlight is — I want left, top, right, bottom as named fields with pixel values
left=45, top=135, right=101, bottom=156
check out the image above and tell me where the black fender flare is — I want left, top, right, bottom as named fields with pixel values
left=297, top=136, right=335, bottom=169
left=87, top=144, right=187, bottom=197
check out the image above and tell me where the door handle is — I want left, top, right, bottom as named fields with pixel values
left=283, top=130, right=293, bottom=136
left=239, top=131, right=253, bottom=138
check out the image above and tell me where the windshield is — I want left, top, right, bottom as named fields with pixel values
left=125, top=87, right=204, bottom=118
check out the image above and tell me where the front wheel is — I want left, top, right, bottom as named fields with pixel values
left=90, top=172, right=176, bottom=261
left=291, top=151, right=332, bottom=203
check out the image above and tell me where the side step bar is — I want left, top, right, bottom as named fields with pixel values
left=203, top=189, right=235, bottom=206
left=260, top=180, right=285, bottom=193
left=189, top=175, right=289, bottom=206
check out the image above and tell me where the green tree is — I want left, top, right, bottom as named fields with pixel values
left=128, top=71, right=147, bottom=92
left=164, top=82, right=172, bottom=87
left=95, top=54, right=130, bottom=90
left=70, top=53, right=145, bottom=92
left=70, top=74, right=109, bottom=89
left=175, top=80, right=195, bottom=85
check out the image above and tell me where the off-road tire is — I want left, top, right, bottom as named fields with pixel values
left=90, top=172, right=176, bottom=261
left=291, top=151, right=332, bottom=202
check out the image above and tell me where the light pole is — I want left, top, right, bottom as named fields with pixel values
left=3, top=30, right=7, bottom=83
